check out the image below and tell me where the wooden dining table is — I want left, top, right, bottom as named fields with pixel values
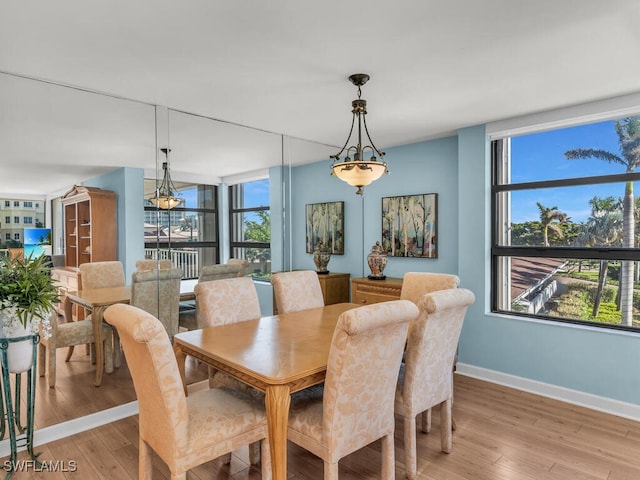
left=173, top=302, right=359, bottom=480
left=65, top=279, right=198, bottom=386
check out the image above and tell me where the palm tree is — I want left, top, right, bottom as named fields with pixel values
left=575, top=196, right=622, bottom=316
left=565, top=117, right=640, bottom=326
left=536, top=202, right=567, bottom=246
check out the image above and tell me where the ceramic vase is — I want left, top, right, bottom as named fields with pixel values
left=367, top=241, right=388, bottom=280
left=313, top=241, right=331, bottom=274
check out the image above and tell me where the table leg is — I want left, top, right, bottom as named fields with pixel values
left=92, top=305, right=106, bottom=387
left=173, top=344, right=188, bottom=396
left=265, top=385, right=291, bottom=480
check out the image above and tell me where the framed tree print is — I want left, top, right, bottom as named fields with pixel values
left=381, top=193, right=437, bottom=258
left=305, top=201, right=344, bottom=254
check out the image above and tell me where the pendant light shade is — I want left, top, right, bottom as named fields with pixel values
left=150, top=148, right=181, bottom=209
left=330, top=73, right=388, bottom=195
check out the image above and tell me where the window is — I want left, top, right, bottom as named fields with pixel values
left=492, top=116, right=640, bottom=332
left=4, top=216, right=9, bottom=224
left=13, top=216, right=19, bottom=224
left=13, top=201, right=19, bottom=207
left=144, top=182, right=218, bottom=280
left=4, top=201, right=9, bottom=207
left=23, top=201, right=32, bottom=208
left=35, top=203, right=39, bottom=209
left=13, top=233, right=19, bottom=241
left=229, top=179, right=270, bottom=278
left=4, top=233, right=9, bottom=241
left=23, top=216, right=32, bottom=224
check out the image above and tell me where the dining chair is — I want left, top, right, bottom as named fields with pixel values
left=270, top=270, right=324, bottom=314
left=226, top=258, right=248, bottom=276
left=400, top=271, right=460, bottom=433
left=287, top=299, right=418, bottom=480
left=395, top=288, right=475, bottom=480
left=135, top=259, right=173, bottom=271
left=77, top=261, right=125, bottom=366
left=103, top=304, right=271, bottom=480
left=131, top=268, right=182, bottom=341
left=38, top=312, right=114, bottom=388
left=178, top=261, right=246, bottom=331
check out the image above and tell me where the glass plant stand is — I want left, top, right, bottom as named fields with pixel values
left=0, top=334, right=40, bottom=479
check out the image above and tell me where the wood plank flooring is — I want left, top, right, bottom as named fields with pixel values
left=3, top=367, right=639, bottom=479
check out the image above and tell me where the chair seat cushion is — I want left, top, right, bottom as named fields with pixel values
left=186, top=387, right=267, bottom=453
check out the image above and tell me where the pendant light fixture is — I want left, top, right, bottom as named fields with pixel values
left=150, top=148, right=181, bottom=209
left=330, top=73, right=388, bottom=195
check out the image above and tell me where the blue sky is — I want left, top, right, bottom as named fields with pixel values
left=510, top=119, right=637, bottom=224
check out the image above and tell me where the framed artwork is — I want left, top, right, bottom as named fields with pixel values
left=381, top=193, right=437, bottom=258
left=305, top=201, right=345, bottom=254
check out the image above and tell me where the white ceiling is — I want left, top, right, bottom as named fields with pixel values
left=1, top=1, right=640, bottom=196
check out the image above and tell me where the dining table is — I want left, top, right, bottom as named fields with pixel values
left=173, top=302, right=360, bottom=480
left=64, top=279, right=198, bottom=386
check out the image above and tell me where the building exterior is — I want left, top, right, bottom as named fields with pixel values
left=0, top=197, right=45, bottom=246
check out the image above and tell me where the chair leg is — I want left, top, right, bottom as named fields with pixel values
left=139, top=438, right=153, bottom=480
left=48, top=344, right=57, bottom=388
left=113, top=330, right=121, bottom=368
left=248, top=441, right=261, bottom=465
left=421, top=408, right=432, bottom=434
left=38, top=344, right=46, bottom=378
left=65, top=346, right=74, bottom=362
left=260, top=437, right=272, bottom=480
left=404, top=416, right=417, bottom=480
left=381, top=432, right=395, bottom=480
left=324, top=460, right=339, bottom=480
left=440, top=398, right=453, bottom=453
left=221, top=452, right=232, bottom=465
left=104, top=333, right=114, bottom=374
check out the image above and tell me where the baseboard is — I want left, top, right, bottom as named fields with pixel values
left=456, top=363, right=640, bottom=422
left=0, top=401, right=139, bottom=458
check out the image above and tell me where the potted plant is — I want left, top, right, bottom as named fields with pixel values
left=0, top=254, right=58, bottom=373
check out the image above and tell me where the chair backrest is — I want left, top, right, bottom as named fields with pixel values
left=402, top=288, right=475, bottom=412
left=195, top=277, right=261, bottom=328
left=135, top=259, right=173, bottom=271
left=400, top=272, right=460, bottom=305
left=104, top=304, right=187, bottom=459
left=270, top=270, right=324, bottom=314
left=198, top=263, right=244, bottom=283
left=322, top=300, right=418, bottom=455
left=226, top=258, right=248, bottom=276
left=79, top=261, right=125, bottom=289
left=131, top=268, right=182, bottom=339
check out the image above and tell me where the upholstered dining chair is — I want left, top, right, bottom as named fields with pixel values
left=130, top=268, right=182, bottom=341
left=270, top=270, right=324, bottom=314
left=395, top=288, right=475, bottom=480
left=38, top=312, right=114, bottom=388
left=77, top=260, right=125, bottom=365
left=287, top=300, right=418, bottom=480
left=103, top=304, right=271, bottom=480
left=135, top=259, right=173, bottom=271
left=400, top=271, right=460, bottom=433
left=178, top=261, right=246, bottom=331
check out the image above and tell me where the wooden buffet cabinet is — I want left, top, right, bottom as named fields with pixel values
left=351, top=276, right=403, bottom=305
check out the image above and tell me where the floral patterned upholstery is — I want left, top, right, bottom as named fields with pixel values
left=395, top=288, right=475, bottom=480
left=38, top=312, right=114, bottom=388
left=178, top=262, right=246, bottom=331
left=79, top=261, right=125, bottom=289
left=270, top=270, right=324, bottom=314
left=400, top=272, right=460, bottom=305
left=288, top=300, right=418, bottom=480
left=131, top=268, right=182, bottom=341
left=135, top=259, right=173, bottom=271
left=103, top=304, right=271, bottom=480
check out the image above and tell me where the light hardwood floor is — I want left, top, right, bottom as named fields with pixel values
left=3, top=354, right=640, bottom=479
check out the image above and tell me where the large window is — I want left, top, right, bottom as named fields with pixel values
left=229, top=179, right=270, bottom=278
left=492, top=116, right=640, bottom=331
left=144, top=182, right=218, bottom=279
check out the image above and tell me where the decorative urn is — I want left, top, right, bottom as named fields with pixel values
left=313, top=241, right=331, bottom=274
left=367, top=241, right=387, bottom=280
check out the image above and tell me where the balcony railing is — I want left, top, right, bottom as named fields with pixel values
left=144, top=248, right=199, bottom=279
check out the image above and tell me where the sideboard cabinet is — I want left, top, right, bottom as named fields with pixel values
left=61, top=185, right=117, bottom=268
left=351, top=276, right=403, bottom=305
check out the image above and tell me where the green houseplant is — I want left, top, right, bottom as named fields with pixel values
left=0, top=254, right=58, bottom=372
